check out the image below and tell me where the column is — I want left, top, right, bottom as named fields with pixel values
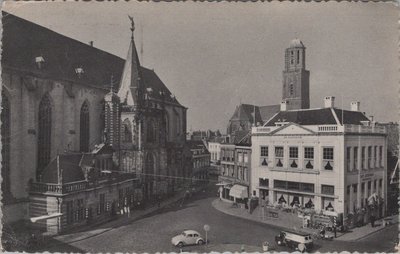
left=356, top=145, right=362, bottom=208
left=349, top=185, right=354, bottom=213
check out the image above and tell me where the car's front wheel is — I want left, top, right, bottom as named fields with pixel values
left=177, top=242, right=184, bottom=248
left=197, top=240, right=204, bottom=245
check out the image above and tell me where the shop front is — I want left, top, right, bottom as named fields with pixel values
left=229, top=184, right=249, bottom=207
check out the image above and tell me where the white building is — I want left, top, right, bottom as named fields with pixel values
left=208, top=141, right=222, bottom=164
left=251, top=97, right=387, bottom=226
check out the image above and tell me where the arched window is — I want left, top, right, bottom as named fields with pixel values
left=38, top=93, right=52, bottom=178
left=176, top=113, right=181, bottom=137
left=121, top=119, right=132, bottom=143
left=147, top=120, right=156, bottom=143
left=297, top=50, right=300, bottom=64
left=1, top=92, right=10, bottom=197
left=80, top=101, right=90, bottom=152
left=165, top=113, right=170, bottom=142
left=145, top=153, right=155, bottom=181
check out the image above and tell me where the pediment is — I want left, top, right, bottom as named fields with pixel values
left=271, top=123, right=314, bottom=135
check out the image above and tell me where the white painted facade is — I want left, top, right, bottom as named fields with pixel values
left=251, top=122, right=387, bottom=219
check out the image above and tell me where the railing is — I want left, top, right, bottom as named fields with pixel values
left=30, top=173, right=138, bottom=194
left=318, top=125, right=338, bottom=132
left=253, top=124, right=386, bottom=135
left=344, top=124, right=386, bottom=134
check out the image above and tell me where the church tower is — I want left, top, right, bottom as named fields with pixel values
left=282, top=39, right=310, bottom=110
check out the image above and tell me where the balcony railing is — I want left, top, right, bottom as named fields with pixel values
left=30, top=173, right=138, bottom=195
left=252, top=124, right=386, bottom=135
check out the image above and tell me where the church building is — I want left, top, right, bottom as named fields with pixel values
left=1, top=12, right=187, bottom=229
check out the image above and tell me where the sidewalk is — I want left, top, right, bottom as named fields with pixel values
left=336, top=214, right=399, bottom=241
left=52, top=186, right=207, bottom=245
left=212, top=199, right=398, bottom=241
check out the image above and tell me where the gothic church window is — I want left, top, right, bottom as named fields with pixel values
left=1, top=92, right=10, bottom=198
left=165, top=113, right=170, bottom=142
left=80, top=101, right=90, bottom=152
left=122, top=119, right=132, bottom=143
left=38, top=93, right=52, bottom=179
left=147, top=120, right=156, bottom=143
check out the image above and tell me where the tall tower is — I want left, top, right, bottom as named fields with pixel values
left=104, top=75, right=120, bottom=150
left=282, top=39, right=310, bottom=110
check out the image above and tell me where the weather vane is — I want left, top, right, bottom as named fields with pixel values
left=128, top=15, right=135, bottom=33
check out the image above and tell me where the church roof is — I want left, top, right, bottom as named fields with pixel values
left=264, top=108, right=369, bottom=126
left=2, top=12, right=183, bottom=106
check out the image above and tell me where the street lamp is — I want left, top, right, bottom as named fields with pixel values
left=203, top=224, right=210, bottom=245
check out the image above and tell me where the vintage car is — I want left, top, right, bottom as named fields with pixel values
left=275, top=230, right=313, bottom=252
left=171, top=230, right=205, bottom=247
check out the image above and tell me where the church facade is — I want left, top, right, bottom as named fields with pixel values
left=1, top=12, right=187, bottom=225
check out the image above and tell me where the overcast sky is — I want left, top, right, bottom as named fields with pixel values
left=3, top=1, right=398, bottom=133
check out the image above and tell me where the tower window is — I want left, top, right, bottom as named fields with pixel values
left=38, top=93, right=52, bottom=179
left=289, top=84, right=294, bottom=96
left=80, top=101, right=90, bottom=152
left=290, top=51, right=294, bottom=64
left=297, top=50, right=300, bottom=64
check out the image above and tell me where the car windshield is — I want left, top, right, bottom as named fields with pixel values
left=182, top=232, right=187, bottom=236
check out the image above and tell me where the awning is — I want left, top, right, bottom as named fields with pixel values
left=216, top=181, right=230, bottom=186
left=30, top=213, right=63, bottom=223
left=229, top=185, right=248, bottom=199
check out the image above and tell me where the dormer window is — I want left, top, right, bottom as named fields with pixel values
left=75, top=67, right=84, bottom=78
left=35, top=56, right=45, bottom=69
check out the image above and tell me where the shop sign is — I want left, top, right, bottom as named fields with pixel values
left=361, top=173, right=374, bottom=181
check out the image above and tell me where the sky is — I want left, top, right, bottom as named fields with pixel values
left=2, top=1, right=398, bottom=133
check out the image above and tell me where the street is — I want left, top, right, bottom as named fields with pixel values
left=44, top=181, right=398, bottom=253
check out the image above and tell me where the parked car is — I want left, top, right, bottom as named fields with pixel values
left=275, top=230, right=313, bottom=252
left=171, top=230, right=205, bottom=247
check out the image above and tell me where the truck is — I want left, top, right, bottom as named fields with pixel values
left=275, top=230, right=313, bottom=252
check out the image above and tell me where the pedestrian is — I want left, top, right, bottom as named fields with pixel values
left=333, top=226, right=337, bottom=238
left=370, top=215, right=375, bottom=227
left=127, top=206, right=131, bottom=217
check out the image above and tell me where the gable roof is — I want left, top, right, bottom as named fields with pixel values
left=41, top=154, right=85, bottom=184
left=264, top=108, right=369, bottom=126
left=230, top=104, right=262, bottom=123
left=259, top=104, right=280, bottom=122
left=233, top=130, right=251, bottom=146
left=332, top=108, right=370, bottom=125
left=2, top=12, right=183, bottom=106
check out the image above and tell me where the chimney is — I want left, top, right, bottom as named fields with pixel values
left=324, top=96, right=335, bottom=108
left=351, top=101, right=360, bottom=111
left=280, top=100, right=289, bottom=111
left=89, top=41, right=94, bottom=47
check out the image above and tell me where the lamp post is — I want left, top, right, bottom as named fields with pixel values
left=203, top=224, right=210, bottom=245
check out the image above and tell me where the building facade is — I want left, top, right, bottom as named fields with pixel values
left=217, top=132, right=251, bottom=206
left=251, top=97, right=387, bottom=227
left=1, top=13, right=187, bottom=225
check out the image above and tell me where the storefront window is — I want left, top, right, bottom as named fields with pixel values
left=321, top=185, right=335, bottom=195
